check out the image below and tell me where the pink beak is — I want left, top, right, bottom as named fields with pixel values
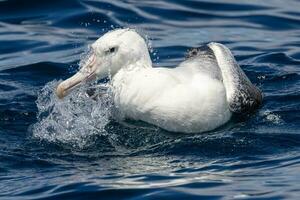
left=56, top=54, right=97, bottom=99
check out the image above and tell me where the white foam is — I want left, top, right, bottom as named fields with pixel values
left=32, top=80, right=112, bottom=149
left=262, top=110, right=283, bottom=125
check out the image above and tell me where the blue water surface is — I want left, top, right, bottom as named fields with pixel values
left=0, top=0, right=300, bottom=199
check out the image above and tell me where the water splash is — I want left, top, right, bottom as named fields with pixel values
left=31, top=28, right=160, bottom=150
left=262, top=110, right=283, bottom=125
left=32, top=80, right=112, bottom=149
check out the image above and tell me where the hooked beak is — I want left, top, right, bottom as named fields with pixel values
left=56, top=54, right=97, bottom=99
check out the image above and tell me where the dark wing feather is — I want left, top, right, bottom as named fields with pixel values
left=208, top=42, right=263, bottom=114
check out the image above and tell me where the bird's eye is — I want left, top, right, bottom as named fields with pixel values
left=105, top=47, right=118, bottom=55
left=110, top=47, right=116, bottom=53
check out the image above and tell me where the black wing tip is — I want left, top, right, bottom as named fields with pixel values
left=230, top=85, right=263, bottom=115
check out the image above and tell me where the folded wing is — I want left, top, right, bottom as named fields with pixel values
left=208, top=42, right=263, bottom=114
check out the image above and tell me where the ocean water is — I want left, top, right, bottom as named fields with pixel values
left=1, top=0, right=300, bottom=199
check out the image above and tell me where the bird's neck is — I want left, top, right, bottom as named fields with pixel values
left=142, top=52, right=152, bottom=68
left=122, top=52, right=153, bottom=72
left=111, top=55, right=152, bottom=90
left=110, top=50, right=152, bottom=81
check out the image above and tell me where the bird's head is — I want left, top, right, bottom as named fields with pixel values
left=56, top=28, right=151, bottom=99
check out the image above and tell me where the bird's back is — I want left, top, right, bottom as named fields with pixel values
left=112, top=53, right=231, bottom=133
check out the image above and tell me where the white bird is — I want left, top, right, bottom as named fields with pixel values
left=56, top=28, right=262, bottom=133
